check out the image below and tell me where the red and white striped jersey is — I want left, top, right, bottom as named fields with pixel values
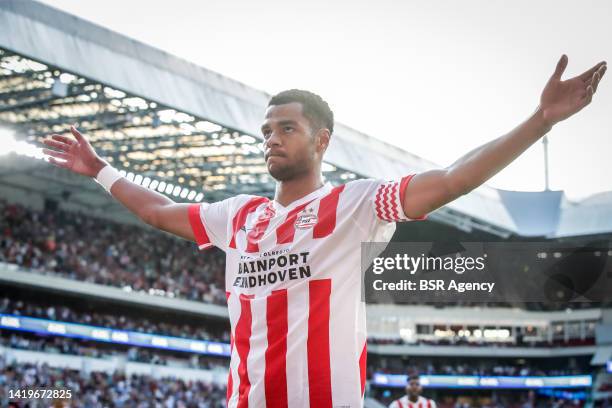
left=188, top=176, right=426, bottom=408
left=389, top=396, right=437, bottom=408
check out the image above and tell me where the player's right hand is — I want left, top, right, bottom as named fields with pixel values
left=43, top=125, right=107, bottom=178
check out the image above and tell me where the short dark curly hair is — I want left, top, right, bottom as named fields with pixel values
left=268, top=89, right=334, bottom=135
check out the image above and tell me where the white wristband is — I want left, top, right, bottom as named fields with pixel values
left=95, top=165, right=123, bottom=193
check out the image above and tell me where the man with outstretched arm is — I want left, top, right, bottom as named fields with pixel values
left=43, top=55, right=605, bottom=407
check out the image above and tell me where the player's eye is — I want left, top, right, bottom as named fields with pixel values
left=283, top=126, right=294, bottom=133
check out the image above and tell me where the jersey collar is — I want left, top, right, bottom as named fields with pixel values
left=271, top=182, right=333, bottom=212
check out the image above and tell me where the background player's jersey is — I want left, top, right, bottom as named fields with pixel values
left=389, top=396, right=437, bottom=408
left=189, top=176, right=425, bottom=408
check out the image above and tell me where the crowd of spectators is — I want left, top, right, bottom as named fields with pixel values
left=2, top=326, right=587, bottom=379
left=0, top=296, right=230, bottom=343
left=0, top=198, right=227, bottom=305
left=369, top=360, right=586, bottom=378
left=367, top=335, right=595, bottom=348
left=1, top=332, right=227, bottom=371
left=0, top=356, right=227, bottom=407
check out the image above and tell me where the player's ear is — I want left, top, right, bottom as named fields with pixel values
left=315, top=128, right=331, bottom=154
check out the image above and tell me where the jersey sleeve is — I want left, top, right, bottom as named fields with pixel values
left=187, top=198, right=234, bottom=251
left=372, top=174, right=428, bottom=223
left=346, top=175, right=428, bottom=225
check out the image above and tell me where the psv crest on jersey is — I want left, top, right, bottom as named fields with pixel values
left=294, top=207, right=318, bottom=229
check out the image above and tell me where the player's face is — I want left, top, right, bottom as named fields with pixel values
left=406, top=378, right=422, bottom=398
left=261, top=102, right=324, bottom=181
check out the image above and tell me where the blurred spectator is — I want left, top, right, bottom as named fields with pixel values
left=0, top=355, right=226, bottom=407
left=0, top=199, right=226, bottom=305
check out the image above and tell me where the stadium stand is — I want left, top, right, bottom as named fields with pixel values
left=0, top=293, right=230, bottom=342
left=0, top=355, right=227, bottom=407
left=0, top=198, right=227, bottom=305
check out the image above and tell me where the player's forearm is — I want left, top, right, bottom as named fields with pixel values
left=93, top=159, right=175, bottom=225
left=445, top=107, right=553, bottom=195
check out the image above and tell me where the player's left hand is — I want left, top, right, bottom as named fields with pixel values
left=539, top=55, right=606, bottom=127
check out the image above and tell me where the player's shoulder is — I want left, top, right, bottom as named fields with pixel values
left=342, top=177, right=409, bottom=192
left=387, top=397, right=405, bottom=408
left=221, top=193, right=269, bottom=205
left=342, top=178, right=381, bottom=188
left=340, top=177, right=406, bottom=207
left=424, top=397, right=437, bottom=407
left=204, top=194, right=269, bottom=215
left=340, top=178, right=387, bottom=195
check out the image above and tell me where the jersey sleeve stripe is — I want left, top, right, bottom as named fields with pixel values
left=375, top=176, right=428, bottom=222
left=374, top=184, right=387, bottom=220
left=378, top=183, right=393, bottom=221
left=187, top=203, right=213, bottom=250
left=235, top=294, right=255, bottom=408
left=264, top=289, right=289, bottom=408
left=307, top=279, right=333, bottom=408
left=229, top=197, right=269, bottom=250
left=390, top=182, right=401, bottom=220
left=313, top=185, right=345, bottom=238
left=383, top=183, right=394, bottom=221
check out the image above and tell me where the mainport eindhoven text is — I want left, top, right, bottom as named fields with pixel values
left=233, top=252, right=310, bottom=288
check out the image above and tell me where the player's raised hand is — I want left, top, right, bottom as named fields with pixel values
left=43, top=126, right=107, bottom=178
left=539, top=55, right=607, bottom=127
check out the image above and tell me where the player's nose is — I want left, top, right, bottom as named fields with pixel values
left=264, top=132, right=282, bottom=148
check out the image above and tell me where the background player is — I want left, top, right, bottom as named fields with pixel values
left=389, top=374, right=437, bottom=408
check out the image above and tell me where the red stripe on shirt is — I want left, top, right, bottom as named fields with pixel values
left=313, top=185, right=345, bottom=238
left=389, top=182, right=401, bottom=220
left=359, top=342, right=367, bottom=397
left=229, top=197, right=269, bottom=249
left=265, top=289, right=288, bottom=408
left=374, top=185, right=386, bottom=220
left=376, top=183, right=393, bottom=221
left=235, top=294, right=254, bottom=408
left=226, top=292, right=234, bottom=406
left=246, top=203, right=275, bottom=253
left=276, top=200, right=314, bottom=245
left=307, top=279, right=332, bottom=408
left=383, top=183, right=394, bottom=221
left=188, top=203, right=213, bottom=249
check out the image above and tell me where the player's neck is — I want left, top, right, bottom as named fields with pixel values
left=274, top=173, right=324, bottom=207
left=408, top=395, right=419, bottom=403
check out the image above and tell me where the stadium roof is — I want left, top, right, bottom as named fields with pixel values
left=0, top=0, right=610, bottom=238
